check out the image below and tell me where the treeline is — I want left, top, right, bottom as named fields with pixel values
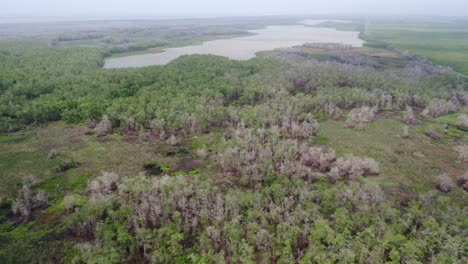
left=102, top=40, right=169, bottom=57
left=1, top=43, right=466, bottom=135
left=48, top=25, right=251, bottom=58
left=53, top=32, right=104, bottom=42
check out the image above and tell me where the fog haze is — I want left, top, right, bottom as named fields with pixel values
left=2, top=0, right=468, bottom=17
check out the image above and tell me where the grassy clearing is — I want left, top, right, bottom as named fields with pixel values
left=0, top=135, right=26, bottom=144
left=0, top=123, right=87, bottom=196
left=320, top=117, right=466, bottom=195
left=365, top=24, right=468, bottom=75
left=0, top=122, right=218, bottom=198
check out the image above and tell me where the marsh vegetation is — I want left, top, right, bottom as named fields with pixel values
left=0, top=16, right=467, bottom=263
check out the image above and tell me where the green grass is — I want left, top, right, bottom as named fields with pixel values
left=434, top=113, right=461, bottom=125
left=0, top=150, right=57, bottom=194
left=0, top=135, right=26, bottom=144
left=365, top=24, right=468, bottom=75
left=35, top=176, right=65, bottom=193
left=319, top=117, right=466, bottom=194
left=0, top=122, right=206, bottom=198
left=66, top=173, right=91, bottom=190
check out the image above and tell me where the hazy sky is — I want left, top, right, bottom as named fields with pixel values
left=2, top=0, right=468, bottom=17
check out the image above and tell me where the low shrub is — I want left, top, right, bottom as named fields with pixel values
left=455, top=145, right=468, bottom=163
left=458, top=171, right=468, bottom=191
left=436, top=173, right=455, bottom=193
left=11, top=185, right=47, bottom=221
left=52, top=159, right=80, bottom=173
left=143, top=163, right=163, bottom=176
left=330, top=155, right=380, bottom=181
left=422, top=99, right=457, bottom=118
left=345, top=106, right=378, bottom=130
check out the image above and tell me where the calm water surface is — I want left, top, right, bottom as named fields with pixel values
left=104, top=22, right=364, bottom=68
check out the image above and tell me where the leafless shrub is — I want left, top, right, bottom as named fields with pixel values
left=422, top=99, right=457, bottom=118
left=323, top=102, right=343, bottom=118
left=436, top=173, right=455, bottom=193
left=359, top=182, right=385, bottom=207
left=255, top=229, right=272, bottom=252
left=88, top=172, right=119, bottom=198
left=402, top=106, right=418, bottom=125
left=289, top=76, right=314, bottom=92
left=219, top=127, right=335, bottom=185
left=299, top=145, right=336, bottom=172
left=339, top=182, right=384, bottom=211
left=457, top=114, right=468, bottom=128
left=275, top=48, right=310, bottom=60
left=12, top=184, right=47, bottom=221
left=345, top=106, right=378, bottom=130
left=221, top=124, right=383, bottom=187
left=455, top=145, right=468, bottom=163
left=303, top=43, right=352, bottom=50
left=452, top=91, right=468, bottom=106
left=458, top=171, right=468, bottom=191
left=196, top=147, right=208, bottom=159
left=94, top=115, right=112, bottom=136
left=330, top=155, right=380, bottom=181
left=35, top=190, right=47, bottom=203
left=121, top=117, right=139, bottom=136
left=149, top=118, right=166, bottom=140
left=205, top=226, right=222, bottom=250
left=424, top=128, right=443, bottom=140
left=48, top=149, right=60, bottom=159
left=85, top=119, right=98, bottom=129
left=280, top=114, right=319, bottom=139
left=388, top=64, right=453, bottom=84
left=279, top=160, right=316, bottom=182
left=167, top=134, right=179, bottom=146
left=12, top=185, right=33, bottom=220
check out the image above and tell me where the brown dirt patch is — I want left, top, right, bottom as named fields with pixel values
left=123, top=136, right=140, bottom=144
left=176, top=157, right=201, bottom=172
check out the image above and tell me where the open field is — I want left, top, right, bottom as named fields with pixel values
left=0, top=122, right=214, bottom=197
left=364, top=20, right=468, bottom=75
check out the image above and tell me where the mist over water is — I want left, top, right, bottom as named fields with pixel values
left=104, top=22, right=364, bottom=68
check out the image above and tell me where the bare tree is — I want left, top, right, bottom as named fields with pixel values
left=94, top=115, right=113, bottom=136
left=422, top=99, right=457, bottom=118
left=402, top=106, right=418, bottom=125
left=402, top=125, right=410, bottom=138
left=167, top=134, right=179, bottom=146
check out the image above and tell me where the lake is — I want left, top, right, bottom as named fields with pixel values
left=104, top=23, right=364, bottom=68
